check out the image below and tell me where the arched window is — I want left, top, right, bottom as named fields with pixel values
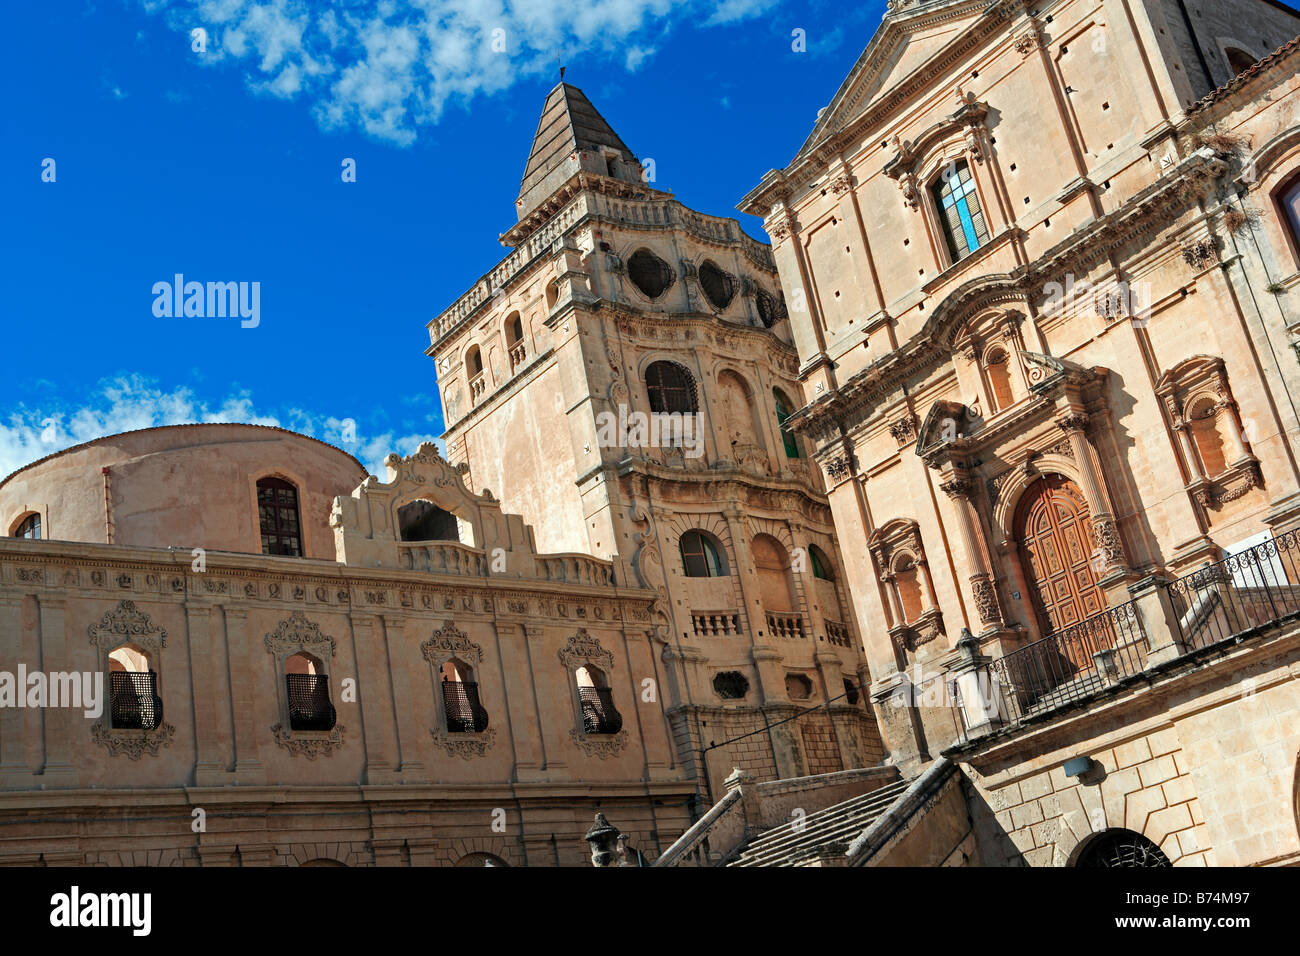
left=257, top=477, right=302, bottom=557
left=12, top=513, right=40, bottom=539
left=439, top=659, right=489, bottom=733
left=627, top=249, right=675, bottom=299
left=774, top=388, right=801, bottom=458
left=505, top=313, right=527, bottom=372
left=1187, top=397, right=1228, bottom=478
left=698, top=260, right=736, bottom=309
left=1225, top=47, right=1257, bottom=75
left=756, top=289, right=784, bottom=329
left=398, top=499, right=460, bottom=542
left=895, top=558, right=925, bottom=624
left=809, top=545, right=834, bottom=581
left=545, top=279, right=560, bottom=310
left=933, top=161, right=990, bottom=262
left=1279, top=173, right=1300, bottom=257
left=680, top=530, right=725, bottom=577
left=107, top=644, right=162, bottom=730
left=284, top=651, right=336, bottom=731
left=1075, top=829, right=1171, bottom=867
left=646, top=361, right=697, bottom=414
left=752, top=534, right=797, bottom=612
left=985, top=347, right=1015, bottom=412
left=575, top=665, right=622, bottom=735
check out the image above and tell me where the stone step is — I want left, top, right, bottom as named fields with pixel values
left=728, top=779, right=913, bottom=866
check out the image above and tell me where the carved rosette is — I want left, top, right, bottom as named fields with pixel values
left=92, top=721, right=175, bottom=759
left=568, top=728, right=629, bottom=759
left=420, top=620, right=484, bottom=664
left=558, top=630, right=615, bottom=671
left=88, top=600, right=167, bottom=658
left=271, top=722, right=346, bottom=759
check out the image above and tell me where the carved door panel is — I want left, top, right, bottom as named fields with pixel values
left=1015, top=474, right=1110, bottom=666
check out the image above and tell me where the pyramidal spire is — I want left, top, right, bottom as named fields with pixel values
left=516, top=83, right=641, bottom=220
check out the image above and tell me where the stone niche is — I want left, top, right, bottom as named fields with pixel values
left=331, top=443, right=540, bottom=575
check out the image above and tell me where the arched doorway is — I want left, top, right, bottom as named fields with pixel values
left=1075, top=829, right=1170, bottom=867
left=1014, top=474, right=1108, bottom=648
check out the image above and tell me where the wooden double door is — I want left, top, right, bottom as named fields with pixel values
left=1014, top=474, right=1109, bottom=663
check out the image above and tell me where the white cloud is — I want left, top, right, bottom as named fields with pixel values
left=138, top=0, right=775, bottom=144
left=0, top=374, right=441, bottom=480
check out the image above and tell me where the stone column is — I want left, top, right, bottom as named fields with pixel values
left=381, top=613, right=428, bottom=783
left=524, top=625, right=568, bottom=778
left=494, top=622, right=544, bottom=780
left=0, top=595, right=29, bottom=776
left=939, top=473, right=1003, bottom=632
left=186, top=600, right=227, bottom=786
left=349, top=611, right=396, bottom=783
left=37, top=595, right=78, bottom=786
left=223, top=607, right=265, bottom=783
left=1057, top=413, right=1128, bottom=578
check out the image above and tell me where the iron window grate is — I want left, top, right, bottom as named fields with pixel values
left=442, top=679, right=490, bottom=733
left=286, top=673, right=337, bottom=731
left=110, top=670, right=163, bottom=730
left=578, top=686, right=622, bottom=735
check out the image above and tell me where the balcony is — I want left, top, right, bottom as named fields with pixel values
left=286, top=673, right=337, bottom=731
left=442, top=680, right=489, bottom=733
left=953, top=529, right=1300, bottom=739
left=398, top=540, right=486, bottom=576
left=578, top=686, right=623, bottom=735
left=766, top=612, right=806, bottom=640
left=469, top=372, right=486, bottom=404
left=824, top=619, right=852, bottom=648
left=508, top=341, right=527, bottom=372
left=109, top=671, right=163, bottom=730
left=692, top=610, right=742, bottom=637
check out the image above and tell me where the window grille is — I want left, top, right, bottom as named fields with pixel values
left=442, top=679, right=490, bottom=733
left=110, top=670, right=163, bottom=730
left=627, top=249, right=675, bottom=299
left=698, top=260, right=736, bottom=309
left=578, top=686, right=622, bottom=735
left=285, top=673, right=337, bottom=731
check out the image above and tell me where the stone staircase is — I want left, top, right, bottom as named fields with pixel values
left=728, top=776, right=914, bottom=866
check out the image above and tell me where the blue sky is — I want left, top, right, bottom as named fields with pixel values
left=2, top=0, right=884, bottom=477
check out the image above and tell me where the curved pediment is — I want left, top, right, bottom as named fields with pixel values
left=914, top=399, right=971, bottom=461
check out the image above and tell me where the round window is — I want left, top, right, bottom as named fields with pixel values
left=699, top=260, right=736, bottom=310
left=627, top=249, right=675, bottom=299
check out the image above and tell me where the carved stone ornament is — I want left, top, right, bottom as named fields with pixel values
left=271, top=722, right=346, bottom=759
left=421, top=620, right=484, bottom=664
left=557, top=629, right=615, bottom=671
left=432, top=725, right=498, bottom=759
left=88, top=600, right=168, bottom=658
left=1092, top=516, right=1126, bottom=565
left=1057, top=413, right=1090, bottom=435
left=823, top=454, right=853, bottom=480
left=888, top=413, right=919, bottom=445
left=940, top=477, right=974, bottom=499
left=1180, top=237, right=1220, bottom=270
left=92, top=721, right=175, bottom=760
left=971, top=576, right=1002, bottom=625
left=264, top=611, right=336, bottom=659
left=569, top=728, right=629, bottom=759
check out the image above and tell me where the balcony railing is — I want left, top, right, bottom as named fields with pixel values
left=978, top=600, right=1148, bottom=727
left=1167, top=528, right=1300, bottom=650
left=824, top=619, right=851, bottom=648
left=508, top=341, right=527, bottom=372
left=692, top=610, right=742, bottom=637
left=286, top=673, right=337, bottom=731
left=469, top=372, right=486, bottom=404
left=442, top=679, right=489, bottom=733
left=109, top=671, right=163, bottom=730
left=578, top=686, right=623, bottom=735
left=766, top=612, right=806, bottom=640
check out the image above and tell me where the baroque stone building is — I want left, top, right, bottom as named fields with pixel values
left=725, top=0, right=1300, bottom=865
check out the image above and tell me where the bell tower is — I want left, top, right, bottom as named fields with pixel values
left=427, top=83, right=884, bottom=796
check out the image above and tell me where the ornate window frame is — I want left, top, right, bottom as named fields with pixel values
left=87, top=600, right=175, bottom=759
left=421, top=620, right=496, bottom=758
left=558, top=629, right=628, bottom=758
left=1155, top=355, right=1262, bottom=510
left=868, top=519, right=944, bottom=660
left=264, top=611, right=345, bottom=758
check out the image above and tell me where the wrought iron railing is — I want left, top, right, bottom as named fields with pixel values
left=1167, top=529, right=1300, bottom=650
left=981, top=601, right=1148, bottom=726
left=442, top=680, right=490, bottom=733
left=110, top=671, right=163, bottom=730
left=578, top=686, right=622, bottom=735
left=286, top=673, right=337, bottom=731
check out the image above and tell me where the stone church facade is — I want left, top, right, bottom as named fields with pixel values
left=736, top=0, right=1300, bottom=864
